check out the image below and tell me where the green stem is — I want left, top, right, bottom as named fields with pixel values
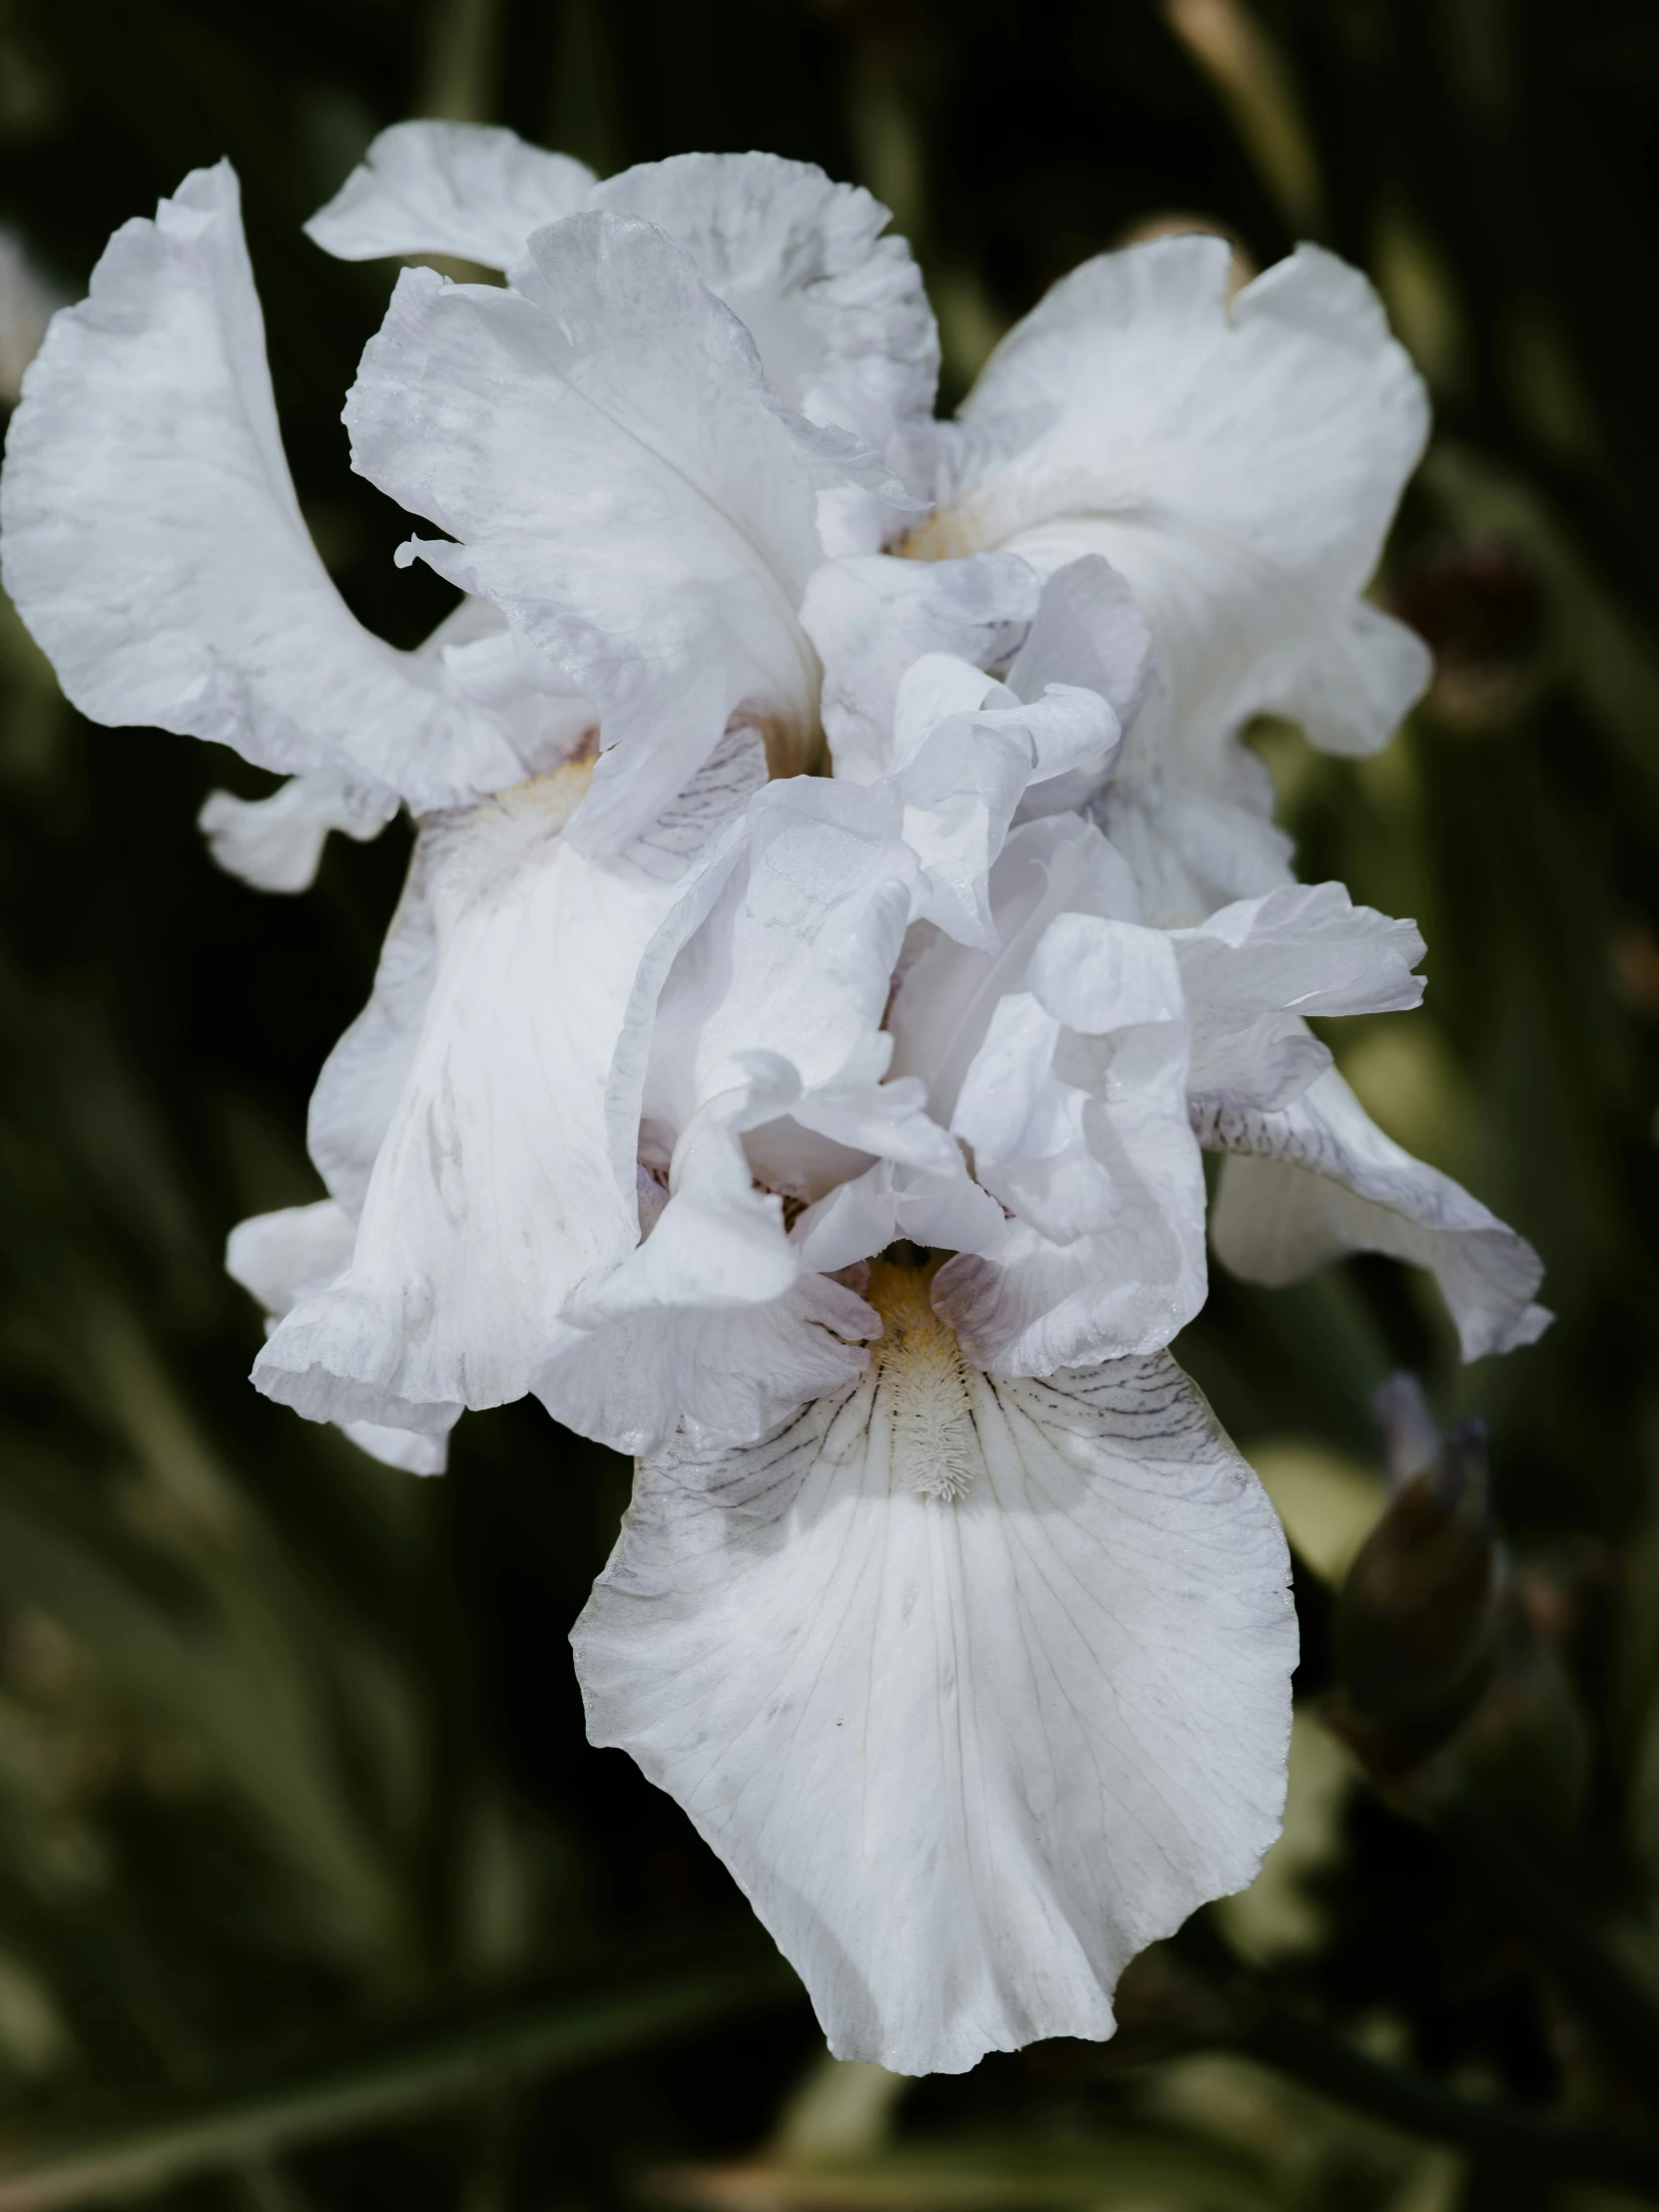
left=1228, top=2003, right=1659, bottom=2196
left=1436, top=1789, right=1659, bottom=2107
left=0, top=1965, right=796, bottom=2212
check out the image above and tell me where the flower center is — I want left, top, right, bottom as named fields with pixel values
left=894, top=503, right=983, bottom=563
left=489, top=751, right=598, bottom=836
left=737, top=700, right=827, bottom=782
left=427, top=754, right=600, bottom=925
left=865, top=1254, right=980, bottom=1503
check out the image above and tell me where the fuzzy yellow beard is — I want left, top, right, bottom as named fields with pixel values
left=864, top=1254, right=980, bottom=1502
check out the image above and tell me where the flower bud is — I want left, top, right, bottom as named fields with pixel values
left=1327, top=1404, right=1499, bottom=1783
left=1453, top=1558, right=1592, bottom=1845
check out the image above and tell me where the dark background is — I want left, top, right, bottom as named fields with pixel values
left=3, top=2, right=1659, bottom=2206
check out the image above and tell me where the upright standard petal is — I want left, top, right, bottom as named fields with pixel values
left=312, top=139, right=938, bottom=461
left=305, top=120, right=595, bottom=268
left=0, top=162, right=532, bottom=813
left=254, top=732, right=763, bottom=1433
left=591, top=153, right=938, bottom=451
left=574, top=1259, right=1294, bottom=2076
left=912, top=236, right=1431, bottom=779
left=1201, top=1067, right=1550, bottom=1360
left=346, top=213, right=897, bottom=854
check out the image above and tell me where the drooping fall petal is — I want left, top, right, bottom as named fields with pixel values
left=254, top=733, right=762, bottom=1433
left=1201, top=1068, right=1550, bottom=1360
left=0, top=162, right=532, bottom=815
left=574, top=1260, right=1294, bottom=2075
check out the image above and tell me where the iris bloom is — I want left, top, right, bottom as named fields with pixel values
left=0, top=123, right=1547, bottom=2073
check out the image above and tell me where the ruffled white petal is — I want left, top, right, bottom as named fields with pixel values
left=590, top=153, right=938, bottom=451
left=644, top=778, right=921, bottom=1133
left=954, top=919, right=1189, bottom=1243
left=785, top=1054, right=961, bottom=1185
left=802, top=551, right=1040, bottom=783
left=938, top=918, right=1207, bottom=1374
left=197, top=602, right=597, bottom=894
left=313, top=136, right=937, bottom=463
left=932, top=1215, right=1192, bottom=1379
left=0, top=162, right=534, bottom=813
left=794, top=1155, right=1006, bottom=1275
left=887, top=815, right=1144, bottom=1123
left=1005, top=555, right=1153, bottom=734
left=573, top=1265, right=1294, bottom=2075
left=436, top=618, right=599, bottom=775
left=306, top=838, right=442, bottom=1219
left=225, top=1200, right=454, bottom=1473
left=1092, top=767, right=1296, bottom=929
left=918, top=236, right=1431, bottom=780
left=305, top=120, right=594, bottom=269
left=890, top=656, right=1121, bottom=949
left=336, top=1417, right=452, bottom=1477
left=1173, top=882, right=1424, bottom=1112
left=346, top=213, right=896, bottom=856
left=536, top=1276, right=873, bottom=1460
left=198, top=769, right=400, bottom=893
left=546, top=775, right=962, bottom=1454
left=891, top=823, right=1207, bottom=1374
left=254, top=732, right=763, bottom=1432
left=535, top=1062, right=878, bottom=1454
left=1201, top=1067, right=1550, bottom=1360
left=226, top=1198, right=355, bottom=1316
left=897, top=818, right=1132, bottom=1101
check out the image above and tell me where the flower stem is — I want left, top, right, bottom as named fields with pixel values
left=0, top=1964, right=796, bottom=2212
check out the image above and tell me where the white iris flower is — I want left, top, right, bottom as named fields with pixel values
left=0, top=121, right=1548, bottom=2075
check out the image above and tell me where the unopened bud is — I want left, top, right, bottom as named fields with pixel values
left=1454, top=1560, right=1592, bottom=1845
left=1373, top=1373, right=1442, bottom=1489
left=1327, top=1408, right=1499, bottom=1783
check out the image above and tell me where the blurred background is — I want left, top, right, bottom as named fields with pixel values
left=3, top=0, right=1659, bottom=2206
